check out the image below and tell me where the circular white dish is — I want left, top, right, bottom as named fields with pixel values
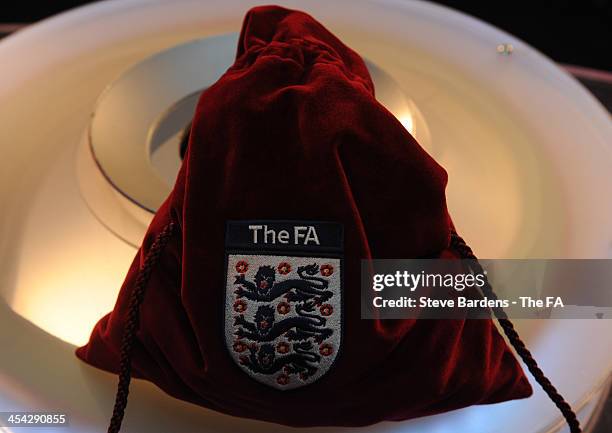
left=0, top=1, right=610, bottom=432
left=83, top=33, right=430, bottom=245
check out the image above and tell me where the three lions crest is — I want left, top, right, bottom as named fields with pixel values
left=225, top=255, right=342, bottom=390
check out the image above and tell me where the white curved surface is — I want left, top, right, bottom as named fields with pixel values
left=0, top=1, right=610, bottom=432
left=85, top=33, right=430, bottom=245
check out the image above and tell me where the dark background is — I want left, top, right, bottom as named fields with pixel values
left=1, top=0, right=611, bottom=71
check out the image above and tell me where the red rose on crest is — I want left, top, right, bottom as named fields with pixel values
left=276, top=342, right=290, bottom=354
left=233, top=341, right=247, bottom=353
left=236, top=260, right=249, bottom=273
left=278, top=262, right=291, bottom=275
left=320, top=264, right=334, bottom=276
left=233, top=300, right=247, bottom=313
left=319, top=343, right=334, bottom=356
left=319, top=304, right=333, bottom=316
left=277, top=301, right=291, bottom=315
left=276, top=374, right=290, bottom=386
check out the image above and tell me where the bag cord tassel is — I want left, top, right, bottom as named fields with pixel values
left=107, top=221, right=176, bottom=433
left=450, top=231, right=582, bottom=433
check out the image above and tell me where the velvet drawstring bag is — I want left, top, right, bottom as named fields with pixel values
left=76, top=5, right=581, bottom=433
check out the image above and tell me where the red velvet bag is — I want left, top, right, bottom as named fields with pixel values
left=77, top=5, right=580, bottom=432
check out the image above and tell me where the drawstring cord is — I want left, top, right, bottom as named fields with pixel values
left=450, top=231, right=582, bottom=433
left=107, top=221, right=176, bottom=433
left=106, top=224, right=581, bottom=433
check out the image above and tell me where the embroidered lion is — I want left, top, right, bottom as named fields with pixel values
left=234, top=263, right=333, bottom=304
left=234, top=303, right=333, bottom=343
left=240, top=342, right=321, bottom=380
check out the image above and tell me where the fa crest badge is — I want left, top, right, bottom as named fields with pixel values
left=225, top=221, right=343, bottom=390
